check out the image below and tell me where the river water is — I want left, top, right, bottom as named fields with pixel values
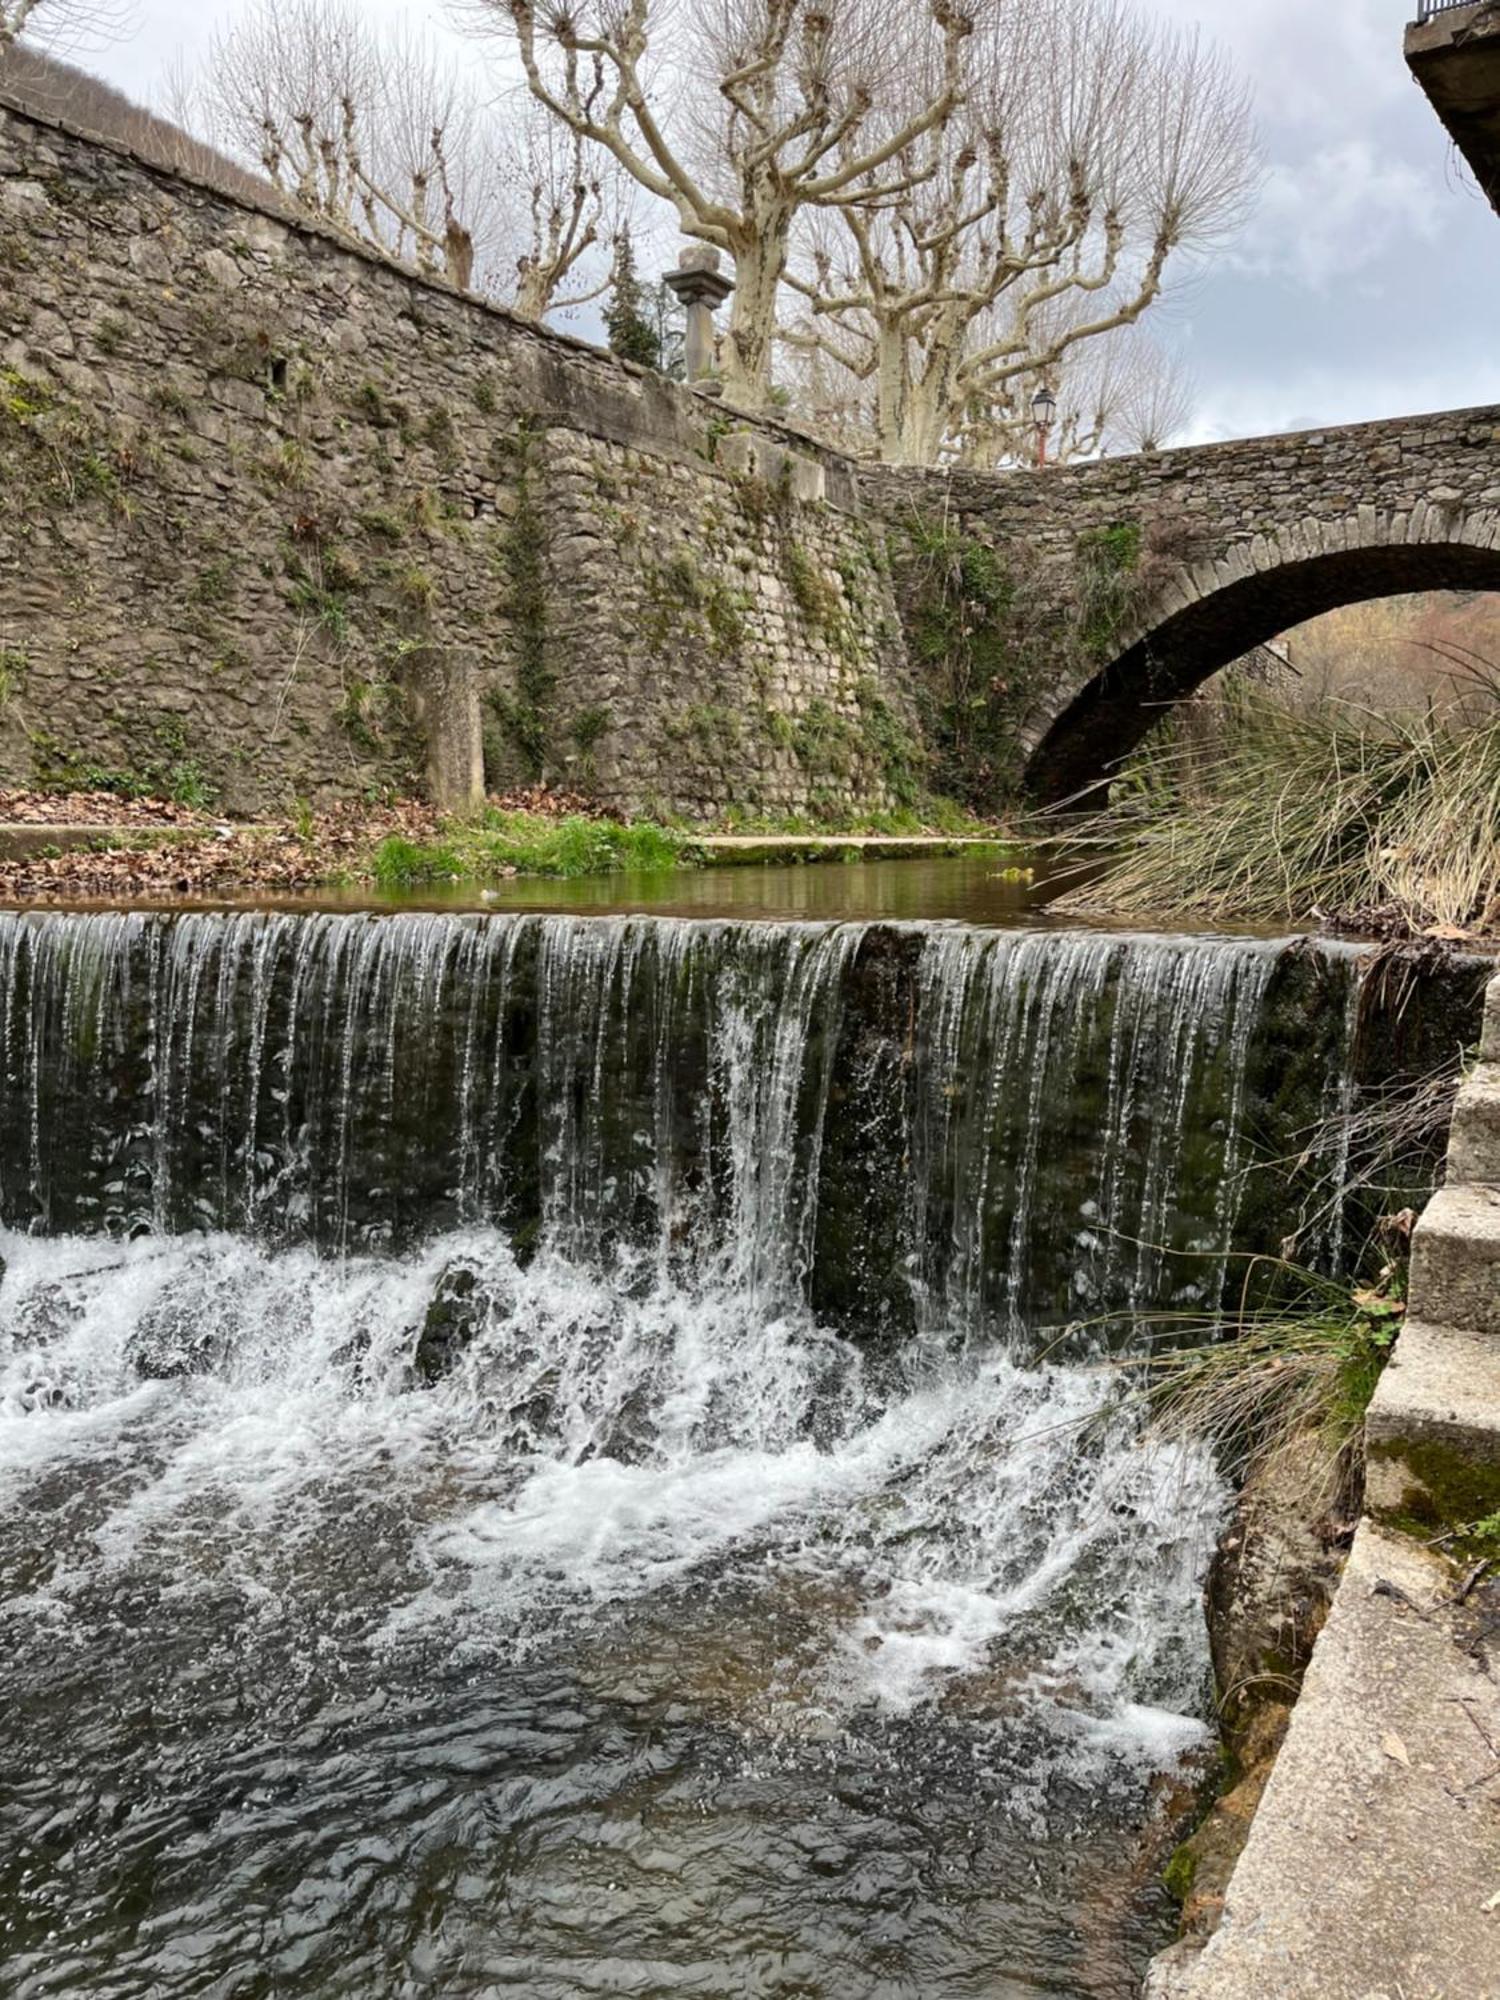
left=0, top=907, right=1368, bottom=1998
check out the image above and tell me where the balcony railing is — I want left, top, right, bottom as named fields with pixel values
left=1414, top=1, right=1482, bottom=20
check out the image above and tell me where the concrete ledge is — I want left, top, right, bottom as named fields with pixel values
left=1408, top=1183, right=1500, bottom=1336
left=1366, top=1316, right=1500, bottom=1532
left=1407, top=2, right=1500, bottom=218
left=1167, top=1522, right=1500, bottom=1999
left=1450, top=1060, right=1500, bottom=1185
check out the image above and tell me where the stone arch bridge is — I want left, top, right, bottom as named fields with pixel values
left=870, top=405, right=1500, bottom=806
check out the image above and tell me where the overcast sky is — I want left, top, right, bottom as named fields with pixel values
left=65, top=0, right=1500, bottom=445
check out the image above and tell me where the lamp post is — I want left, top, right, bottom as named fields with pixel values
left=1032, top=384, right=1058, bottom=469
left=662, top=245, right=736, bottom=386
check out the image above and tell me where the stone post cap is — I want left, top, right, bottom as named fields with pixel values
left=663, top=244, right=735, bottom=308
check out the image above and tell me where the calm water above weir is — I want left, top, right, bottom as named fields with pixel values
left=53, top=848, right=1110, bottom=930
left=0, top=910, right=1391, bottom=1998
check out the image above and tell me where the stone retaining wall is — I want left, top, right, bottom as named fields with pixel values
left=0, top=92, right=918, bottom=819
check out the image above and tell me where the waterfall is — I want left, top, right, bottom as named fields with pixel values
left=0, top=909, right=1376, bottom=1999
left=0, top=911, right=1358, bottom=1340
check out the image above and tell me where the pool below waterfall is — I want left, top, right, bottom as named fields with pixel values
left=0, top=908, right=1465, bottom=1999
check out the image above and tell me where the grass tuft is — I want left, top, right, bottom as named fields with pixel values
left=371, top=813, right=694, bottom=885
left=1066, top=683, right=1500, bottom=937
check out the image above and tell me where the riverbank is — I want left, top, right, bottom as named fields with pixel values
left=0, top=788, right=1015, bottom=903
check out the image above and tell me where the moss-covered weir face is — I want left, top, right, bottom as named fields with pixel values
left=0, top=911, right=1484, bottom=2000
left=0, top=911, right=1450, bottom=1344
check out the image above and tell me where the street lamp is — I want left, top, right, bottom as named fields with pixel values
left=1032, top=384, right=1058, bottom=468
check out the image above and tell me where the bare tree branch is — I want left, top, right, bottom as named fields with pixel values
left=783, top=0, right=1255, bottom=462
left=466, top=0, right=981, bottom=407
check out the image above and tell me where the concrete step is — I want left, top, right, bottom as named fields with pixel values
left=1365, top=1317, right=1500, bottom=1540
left=1449, top=1060, right=1500, bottom=1187
left=1162, top=1521, right=1500, bottom=1999
left=1407, top=1183, right=1500, bottom=1337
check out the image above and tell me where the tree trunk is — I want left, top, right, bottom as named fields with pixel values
left=722, top=221, right=789, bottom=410
left=875, top=327, right=910, bottom=465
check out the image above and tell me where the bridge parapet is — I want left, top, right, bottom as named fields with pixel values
left=866, top=409, right=1500, bottom=804
left=1407, top=1, right=1500, bottom=219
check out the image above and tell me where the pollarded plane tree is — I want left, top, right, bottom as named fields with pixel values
left=944, top=313, right=1198, bottom=467
left=779, top=280, right=1198, bottom=465
left=782, top=0, right=1254, bottom=464
left=470, top=0, right=982, bottom=410
left=193, top=0, right=628, bottom=318
left=0, top=0, right=130, bottom=54
left=197, top=0, right=498, bottom=292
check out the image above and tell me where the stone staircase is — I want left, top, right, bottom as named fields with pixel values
left=1151, top=970, right=1500, bottom=1999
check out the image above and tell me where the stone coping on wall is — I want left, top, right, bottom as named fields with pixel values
left=0, top=84, right=865, bottom=510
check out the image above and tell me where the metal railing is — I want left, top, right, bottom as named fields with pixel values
left=1414, top=1, right=1482, bottom=21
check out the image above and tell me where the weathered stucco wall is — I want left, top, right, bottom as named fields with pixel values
left=0, top=93, right=920, bottom=819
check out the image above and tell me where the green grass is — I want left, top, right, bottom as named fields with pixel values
left=367, top=798, right=1017, bottom=887
left=371, top=813, right=696, bottom=885
left=713, top=799, right=1005, bottom=839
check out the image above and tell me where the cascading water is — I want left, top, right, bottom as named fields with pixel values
left=0, top=911, right=1367, bottom=1999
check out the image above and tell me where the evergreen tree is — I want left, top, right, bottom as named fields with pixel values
left=605, top=231, right=660, bottom=370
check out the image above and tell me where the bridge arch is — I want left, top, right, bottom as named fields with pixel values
left=1021, top=507, right=1500, bottom=808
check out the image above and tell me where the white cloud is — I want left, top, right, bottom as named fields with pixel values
left=1227, top=141, right=1440, bottom=289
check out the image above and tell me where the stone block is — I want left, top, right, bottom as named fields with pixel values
left=1365, top=1317, right=1500, bottom=1534
left=1449, top=1060, right=1500, bottom=1186
left=1483, top=977, right=1500, bottom=1064
left=1407, top=1184, right=1500, bottom=1336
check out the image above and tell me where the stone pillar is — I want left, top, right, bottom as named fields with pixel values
left=663, top=245, right=735, bottom=384
left=413, top=646, right=485, bottom=814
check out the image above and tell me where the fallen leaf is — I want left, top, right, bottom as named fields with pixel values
left=1380, top=1731, right=1412, bottom=1768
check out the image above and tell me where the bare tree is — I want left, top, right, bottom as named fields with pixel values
left=193, top=1, right=630, bottom=319
left=784, top=0, right=1253, bottom=463
left=197, top=1, right=500, bottom=291
left=469, top=0, right=980, bottom=409
left=0, top=0, right=131, bottom=57
left=502, top=106, right=627, bottom=320
left=949, top=319, right=1197, bottom=468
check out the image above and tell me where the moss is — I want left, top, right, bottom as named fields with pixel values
left=1076, top=519, right=1145, bottom=658
left=190, top=561, right=235, bottom=607
left=0, top=646, right=26, bottom=708
left=1368, top=1437, right=1500, bottom=1549
left=1162, top=1844, right=1198, bottom=1907
left=423, top=404, right=459, bottom=465
left=397, top=566, right=437, bottom=612
left=487, top=423, right=554, bottom=781
left=893, top=517, right=1042, bottom=809
left=358, top=507, right=406, bottom=544
left=785, top=543, right=843, bottom=637
left=643, top=551, right=748, bottom=656
left=570, top=708, right=611, bottom=754
left=338, top=677, right=406, bottom=755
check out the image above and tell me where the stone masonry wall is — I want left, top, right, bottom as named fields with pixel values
left=0, top=93, right=920, bottom=820
left=7, top=89, right=1500, bottom=821
left=869, top=408, right=1500, bottom=803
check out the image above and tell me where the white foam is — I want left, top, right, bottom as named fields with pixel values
left=0, top=1226, right=1227, bottom=1765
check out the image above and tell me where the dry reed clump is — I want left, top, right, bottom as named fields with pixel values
left=1127, top=1258, right=1407, bottom=1516
left=1062, top=680, right=1500, bottom=939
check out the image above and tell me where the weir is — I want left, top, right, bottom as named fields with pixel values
left=0, top=911, right=1377, bottom=1312
left=0, top=910, right=1486, bottom=1997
